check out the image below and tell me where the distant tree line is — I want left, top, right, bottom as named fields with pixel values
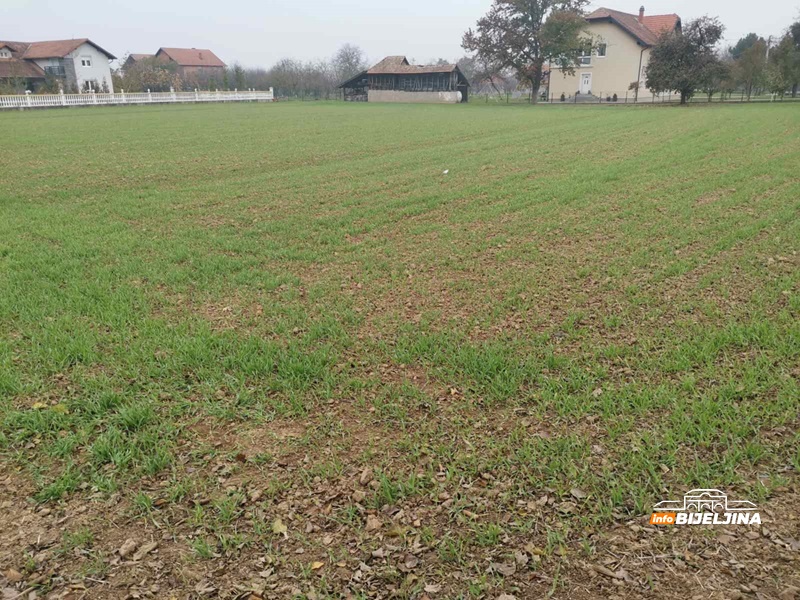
left=647, top=19, right=800, bottom=102
left=112, top=44, right=371, bottom=98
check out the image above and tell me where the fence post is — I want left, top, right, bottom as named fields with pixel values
left=121, top=89, right=126, bottom=104
left=25, top=90, right=32, bottom=107
left=170, top=86, right=176, bottom=101
left=60, top=89, right=66, bottom=106
left=92, top=90, right=98, bottom=105
left=148, top=89, right=152, bottom=103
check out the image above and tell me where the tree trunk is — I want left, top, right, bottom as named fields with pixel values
left=792, top=82, right=798, bottom=98
left=528, top=61, right=544, bottom=104
left=680, top=91, right=688, bottom=104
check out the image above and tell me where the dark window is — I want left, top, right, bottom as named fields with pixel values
left=44, top=65, right=66, bottom=78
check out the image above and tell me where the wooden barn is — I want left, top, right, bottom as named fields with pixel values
left=340, top=56, right=469, bottom=103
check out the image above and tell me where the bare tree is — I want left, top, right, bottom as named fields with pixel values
left=332, top=44, right=367, bottom=84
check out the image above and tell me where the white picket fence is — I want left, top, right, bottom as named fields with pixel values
left=0, top=88, right=274, bottom=110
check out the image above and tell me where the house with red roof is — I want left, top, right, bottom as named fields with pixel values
left=548, top=6, right=681, bottom=101
left=0, top=38, right=115, bottom=93
left=154, top=47, right=226, bottom=84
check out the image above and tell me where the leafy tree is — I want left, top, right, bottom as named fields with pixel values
left=39, top=74, right=62, bottom=94
left=116, top=54, right=181, bottom=92
left=766, top=34, right=800, bottom=96
left=789, top=20, right=800, bottom=96
left=462, top=0, right=592, bottom=103
left=734, top=39, right=767, bottom=99
left=646, top=16, right=725, bottom=104
left=231, top=62, right=247, bottom=90
left=699, top=55, right=731, bottom=100
left=729, top=33, right=759, bottom=60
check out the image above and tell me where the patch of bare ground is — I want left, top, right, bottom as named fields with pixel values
left=1, top=455, right=798, bottom=599
left=696, top=188, right=737, bottom=206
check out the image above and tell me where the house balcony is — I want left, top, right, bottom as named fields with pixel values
left=44, top=66, right=66, bottom=78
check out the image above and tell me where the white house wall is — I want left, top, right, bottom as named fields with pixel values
left=549, top=21, right=657, bottom=101
left=33, top=43, right=114, bottom=93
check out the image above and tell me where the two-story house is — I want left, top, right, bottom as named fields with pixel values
left=548, top=6, right=681, bottom=101
left=0, top=38, right=116, bottom=93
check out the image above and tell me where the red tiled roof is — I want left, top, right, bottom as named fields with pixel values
left=0, top=58, right=46, bottom=79
left=129, top=53, right=155, bottom=61
left=642, top=14, right=681, bottom=36
left=367, top=55, right=460, bottom=75
left=156, top=48, right=225, bottom=67
left=586, top=8, right=680, bottom=46
left=0, top=41, right=32, bottom=55
left=21, top=38, right=116, bottom=60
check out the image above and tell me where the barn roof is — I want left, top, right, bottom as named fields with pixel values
left=338, top=70, right=368, bottom=88
left=367, top=55, right=462, bottom=75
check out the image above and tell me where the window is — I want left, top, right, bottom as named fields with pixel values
left=597, top=43, right=607, bottom=57
left=0, top=49, right=10, bottom=59
left=579, top=43, right=592, bottom=65
left=80, top=57, right=92, bottom=67
left=44, top=65, right=66, bottom=78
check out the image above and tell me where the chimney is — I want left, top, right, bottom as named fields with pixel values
left=638, top=6, right=645, bottom=23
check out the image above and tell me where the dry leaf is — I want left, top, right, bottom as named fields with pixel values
left=490, top=562, right=516, bottom=576
left=365, top=514, right=382, bottom=532
left=4, top=569, right=22, bottom=583
left=272, top=517, right=288, bottom=538
left=570, top=487, right=587, bottom=500
left=118, top=538, right=138, bottom=558
left=132, top=541, right=158, bottom=561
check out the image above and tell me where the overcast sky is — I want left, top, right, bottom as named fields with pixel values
left=4, top=0, right=799, bottom=68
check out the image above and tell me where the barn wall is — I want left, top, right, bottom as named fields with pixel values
left=368, top=90, right=462, bottom=103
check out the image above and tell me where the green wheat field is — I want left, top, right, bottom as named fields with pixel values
left=0, top=102, right=798, bottom=599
